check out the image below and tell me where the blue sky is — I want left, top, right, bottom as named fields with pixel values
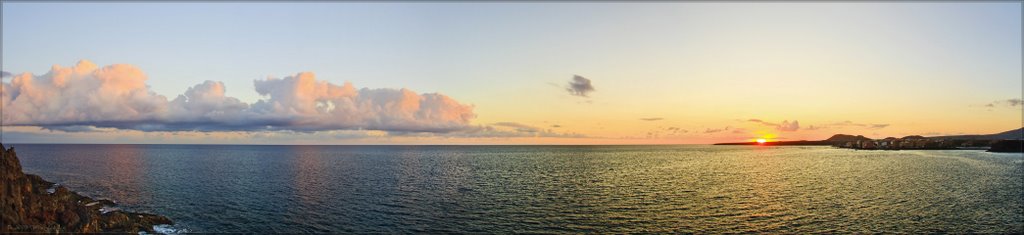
left=2, top=2, right=1021, bottom=144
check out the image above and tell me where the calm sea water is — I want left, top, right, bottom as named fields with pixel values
left=9, top=144, right=1024, bottom=233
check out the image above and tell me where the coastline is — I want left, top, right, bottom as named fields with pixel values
left=713, top=128, right=1023, bottom=153
left=0, top=143, right=174, bottom=233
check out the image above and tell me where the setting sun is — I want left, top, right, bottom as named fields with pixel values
left=756, top=139, right=767, bottom=144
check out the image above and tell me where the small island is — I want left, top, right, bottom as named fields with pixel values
left=1, top=143, right=174, bottom=233
left=715, top=128, right=1023, bottom=153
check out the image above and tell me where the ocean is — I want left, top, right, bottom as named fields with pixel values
left=9, top=144, right=1024, bottom=233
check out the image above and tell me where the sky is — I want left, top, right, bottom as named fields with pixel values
left=1, top=2, right=1021, bottom=144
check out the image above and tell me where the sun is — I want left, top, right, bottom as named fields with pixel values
left=756, top=139, right=767, bottom=144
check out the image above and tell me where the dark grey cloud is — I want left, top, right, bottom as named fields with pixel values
left=665, top=127, right=687, bottom=134
left=566, top=75, right=595, bottom=97
left=870, top=124, right=890, bottom=129
left=1, top=71, right=10, bottom=78
left=985, top=98, right=1024, bottom=108
left=41, top=125, right=114, bottom=133
left=640, top=117, right=664, bottom=121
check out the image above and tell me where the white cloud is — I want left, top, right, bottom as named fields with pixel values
left=248, top=72, right=475, bottom=132
left=168, top=80, right=249, bottom=123
left=2, top=60, right=476, bottom=133
left=2, top=60, right=169, bottom=127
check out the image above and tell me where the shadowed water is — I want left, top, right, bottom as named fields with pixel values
left=10, top=144, right=1024, bottom=233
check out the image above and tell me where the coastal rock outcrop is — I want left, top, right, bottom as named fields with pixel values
left=988, top=140, right=1024, bottom=153
left=1, top=143, right=173, bottom=233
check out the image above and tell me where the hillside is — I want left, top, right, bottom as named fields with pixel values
left=928, top=128, right=1024, bottom=140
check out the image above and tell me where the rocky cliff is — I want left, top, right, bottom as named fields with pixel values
left=1, top=143, right=173, bottom=233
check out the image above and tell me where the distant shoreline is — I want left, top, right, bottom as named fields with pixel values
left=713, top=128, right=1023, bottom=153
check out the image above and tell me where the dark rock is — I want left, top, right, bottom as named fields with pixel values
left=1, top=143, right=173, bottom=233
left=988, top=140, right=1024, bottom=153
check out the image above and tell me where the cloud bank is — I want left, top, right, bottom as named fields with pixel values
left=747, top=118, right=889, bottom=132
left=641, top=126, right=689, bottom=139
left=704, top=126, right=731, bottom=133
left=747, top=119, right=799, bottom=132
left=776, top=120, right=799, bottom=132
left=830, top=121, right=890, bottom=129
left=437, top=122, right=585, bottom=138
left=985, top=98, right=1023, bottom=108
left=2, top=60, right=476, bottom=133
